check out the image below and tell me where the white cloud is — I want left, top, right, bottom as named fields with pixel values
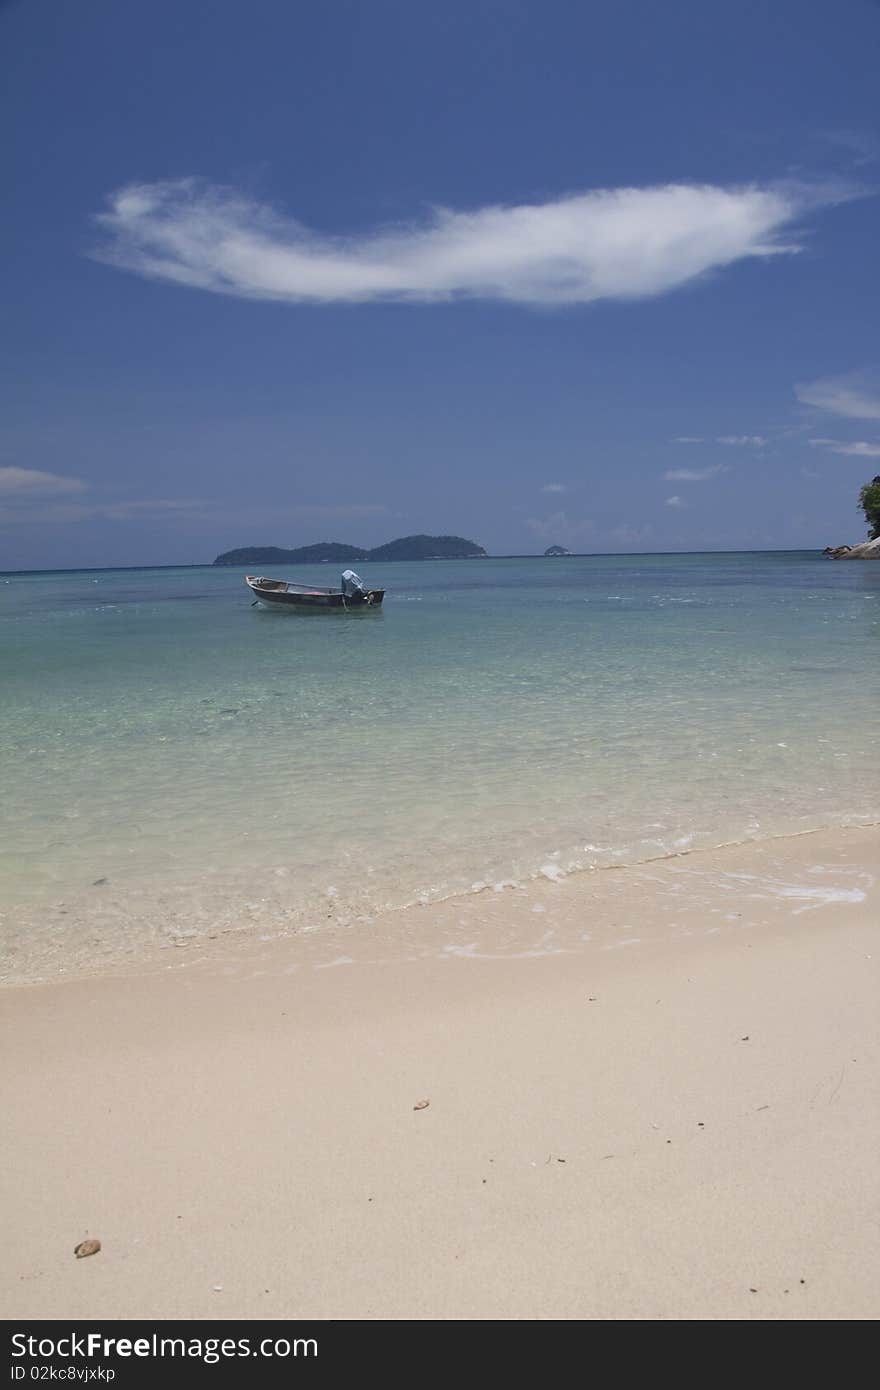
left=663, top=465, right=726, bottom=481
left=665, top=495, right=687, bottom=508
left=541, top=482, right=567, bottom=493
left=91, top=177, right=836, bottom=308
left=795, top=369, right=880, bottom=420
left=0, top=466, right=87, bottom=497
left=671, top=436, right=706, bottom=444
left=808, top=437, right=880, bottom=457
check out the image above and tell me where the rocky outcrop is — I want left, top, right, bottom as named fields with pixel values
left=823, top=537, right=880, bottom=559
left=544, top=545, right=571, bottom=556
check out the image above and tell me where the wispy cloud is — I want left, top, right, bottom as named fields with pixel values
left=610, top=523, right=654, bottom=546
left=816, top=128, right=879, bottom=168
left=672, top=435, right=765, bottom=447
left=96, top=499, right=392, bottom=525
left=795, top=369, right=880, bottom=420
left=809, top=438, right=880, bottom=457
left=663, top=465, right=726, bottom=481
left=0, top=497, right=392, bottom=527
left=246, top=503, right=392, bottom=520
left=665, top=495, right=687, bottom=508
left=541, top=482, right=567, bottom=493
left=99, top=499, right=211, bottom=521
left=91, top=177, right=842, bottom=308
left=0, top=498, right=210, bottom=526
left=526, top=511, right=595, bottom=545
left=0, top=466, right=87, bottom=497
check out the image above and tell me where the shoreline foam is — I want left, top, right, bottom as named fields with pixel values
left=3, top=818, right=877, bottom=988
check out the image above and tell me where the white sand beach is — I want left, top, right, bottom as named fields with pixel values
left=2, top=824, right=878, bottom=1320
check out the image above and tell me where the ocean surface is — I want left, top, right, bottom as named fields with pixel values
left=2, top=552, right=878, bottom=981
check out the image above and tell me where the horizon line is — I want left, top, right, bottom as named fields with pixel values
left=1, top=547, right=831, bottom=577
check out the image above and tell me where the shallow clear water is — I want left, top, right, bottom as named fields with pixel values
left=2, top=553, right=878, bottom=980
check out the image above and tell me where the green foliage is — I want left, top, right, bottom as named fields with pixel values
left=214, top=543, right=368, bottom=566
left=858, top=476, right=880, bottom=540
left=367, top=535, right=486, bottom=561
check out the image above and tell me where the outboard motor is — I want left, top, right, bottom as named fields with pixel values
left=341, top=569, right=368, bottom=601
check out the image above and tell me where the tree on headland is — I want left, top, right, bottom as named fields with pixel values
left=858, top=476, right=880, bottom=539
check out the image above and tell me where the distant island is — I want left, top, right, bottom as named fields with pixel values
left=214, top=534, right=488, bottom=566
left=544, top=545, right=571, bottom=556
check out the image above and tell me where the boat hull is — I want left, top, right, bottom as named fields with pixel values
left=246, top=576, right=384, bottom=610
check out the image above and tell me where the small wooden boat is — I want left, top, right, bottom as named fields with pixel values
left=246, top=571, right=384, bottom=610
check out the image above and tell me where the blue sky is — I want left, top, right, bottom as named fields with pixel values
left=2, top=0, right=879, bottom=568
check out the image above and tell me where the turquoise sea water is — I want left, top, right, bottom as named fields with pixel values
left=1, top=553, right=878, bottom=981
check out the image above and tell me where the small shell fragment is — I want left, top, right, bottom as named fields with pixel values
left=413, top=1099, right=430, bottom=1111
left=74, top=1238, right=101, bottom=1259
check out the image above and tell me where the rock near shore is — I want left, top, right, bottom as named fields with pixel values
left=823, top=537, right=880, bottom=559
